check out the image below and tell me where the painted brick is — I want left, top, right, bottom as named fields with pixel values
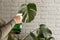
left=0, top=0, right=60, bottom=40
left=54, top=0, right=60, bottom=3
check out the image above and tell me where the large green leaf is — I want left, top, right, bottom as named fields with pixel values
left=18, top=3, right=37, bottom=23
left=30, top=32, right=38, bottom=40
left=37, top=28, right=44, bottom=38
left=30, top=24, right=54, bottom=40
left=47, top=37, right=54, bottom=40
left=40, top=24, right=52, bottom=38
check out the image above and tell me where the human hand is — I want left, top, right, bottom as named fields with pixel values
left=13, top=16, right=21, bottom=24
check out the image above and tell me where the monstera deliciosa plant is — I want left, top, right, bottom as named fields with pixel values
left=30, top=24, right=54, bottom=40
left=18, top=3, right=37, bottom=23
left=8, top=3, right=37, bottom=40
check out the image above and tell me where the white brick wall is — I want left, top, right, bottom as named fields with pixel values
left=0, top=0, right=60, bottom=40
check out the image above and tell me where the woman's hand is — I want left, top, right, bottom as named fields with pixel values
left=13, top=16, right=21, bottom=24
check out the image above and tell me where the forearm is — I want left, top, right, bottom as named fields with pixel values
left=1, top=19, right=16, bottom=39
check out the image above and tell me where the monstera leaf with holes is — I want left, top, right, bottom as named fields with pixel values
left=30, top=24, right=54, bottom=40
left=18, top=3, right=37, bottom=23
